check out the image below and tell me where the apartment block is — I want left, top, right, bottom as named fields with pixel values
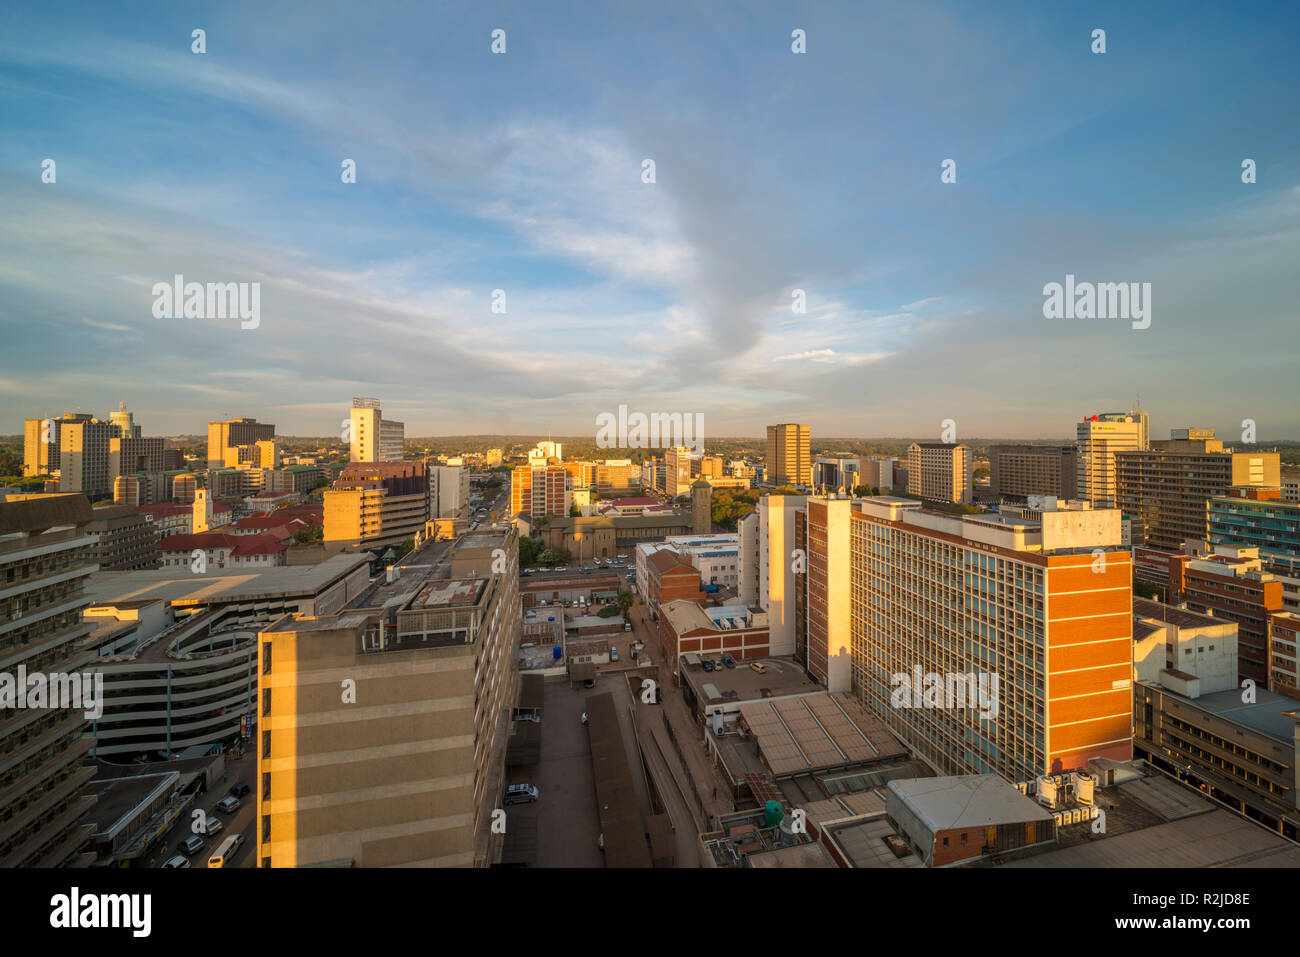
left=510, top=462, right=570, bottom=519
left=766, top=424, right=811, bottom=488
left=430, top=465, right=470, bottom=520
left=1269, top=612, right=1300, bottom=698
left=906, top=443, right=972, bottom=505
left=256, top=529, right=520, bottom=867
left=754, top=494, right=807, bottom=658
left=989, top=446, right=1077, bottom=501
left=0, top=495, right=101, bottom=867
left=1076, top=410, right=1148, bottom=508
left=58, top=416, right=119, bottom=499
left=87, top=504, right=161, bottom=571
left=851, top=496, right=1132, bottom=783
left=1117, top=430, right=1279, bottom=550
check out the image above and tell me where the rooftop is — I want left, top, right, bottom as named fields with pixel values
left=887, top=775, right=1055, bottom=831
left=84, top=553, right=370, bottom=607
left=740, top=693, right=909, bottom=776
left=408, top=578, right=484, bottom=609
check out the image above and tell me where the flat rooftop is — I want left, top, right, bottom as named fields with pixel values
left=1134, top=597, right=1225, bottom=630
left=84, top=553, right=370, bottom=607
left=682, top=656, right=819, bottom=704
left=88, top=772, right=177, bottom=838
left=408, top=578, right=484, bottom=609
left=888, top=775, right=1055, bottom=831
left=1174, top=686, right=1300, bottom=742
left=264, top=612, right=377, bottom=634
left=826, top=815, right=925, bottom=869
left=456, top=531, right=508, bottom=550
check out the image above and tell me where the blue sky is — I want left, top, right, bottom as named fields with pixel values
left=1, top=0, right=1297, bottom=440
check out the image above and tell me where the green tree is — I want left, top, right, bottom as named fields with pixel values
left=569, top=503, right=580, bottom=517
left=617, top=590, right=635, bottom=620
left=518, top=535, right=540, bottom=567
left=537, top=547, right=571, bottom=566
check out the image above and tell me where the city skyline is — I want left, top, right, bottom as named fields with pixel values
left=3, top=1, right=1298, bottom=436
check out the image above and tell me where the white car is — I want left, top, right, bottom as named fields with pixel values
left=161, top=855, right=191, bottom=869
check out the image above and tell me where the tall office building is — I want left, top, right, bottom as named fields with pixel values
left=108, top=401, right=140, bottom=439
left=207, top=416, right=276, bottom=469
left=1117, top=430, right=1280, bottom=550
left=752, top=493, right=808, bottom=658
left=58, top=416, right=119, bottom=499
left=906, top=443, right=973, bottom=504
left=813, top=455, right=862, bottom=493
left=1208, top=490, right=1300, bottom=614
left=1076, top=410, right=1149, bottom=508
left=664, top=446, right=696, bottom=498
left=430, top=465, right=471, bottom=520
left=22, top=416, right=61, bottom=478
left=109, top=435, right=166, bottom=486
left=0, top=495, right=101, bottom=866
left=851, top=496, right=1133, bottom=782
left=989, top=446, right=1077, bottom=501
left=257, top=529, right=520, bottom=867
left=765, top=424, right=811, bottom=488
left=348, top=397, right=404, bottom=463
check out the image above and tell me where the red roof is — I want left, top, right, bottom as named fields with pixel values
left=610, top=497, right=659, bottom=506
left=158, top=531, right=287, bottom=556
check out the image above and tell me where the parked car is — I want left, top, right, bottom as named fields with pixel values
left=749, top=662, right=767, bottom=674
left=514, top=712, right=540, bottom=723
left=609, top=647, right=619, bottom=662
left=161, top=855, right=191, bottom=869
left=583, top=678, right=596, bottom=688
left=230, top=781, right=251, bottom=798
left=721, top=655, right=736, bottom=669
left=623, top=622, right=633, bottom=632
left=179, top=834, right=205, bottom=856
left=503, top=783, right=539, bottom=805
left=702, top=660, right=714, bottom=672
left=216, top=796, right=240, bottom=814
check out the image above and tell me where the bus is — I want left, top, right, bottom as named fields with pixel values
left=207, top=833, right=244, bottom=868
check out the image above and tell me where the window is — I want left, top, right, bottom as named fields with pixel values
left=262, top=689, right=271, bottom=716
left=262, top=643, right=272, bottom=673
left=262, top=730, right=271, bottom=759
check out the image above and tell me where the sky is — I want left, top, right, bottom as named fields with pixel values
left=1, top=0, right=1297, bottom=442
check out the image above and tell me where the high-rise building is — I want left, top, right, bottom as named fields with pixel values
left=109, top=435, right=166, bottom=486
left=1076, top=410, right=1149, bottom=508
left=510, top=462, right=569, bottom=518
left=805, top=496, right=853, bottom=692
left=23, top=416, right=61, bottom=478
left=0, top=495, right=101, bottom=866
left=765, top=424, right=811, bottom=488
left=87, top=503, right=161, bottom=570
left=108, top=401, right=139, bottom=439
left=813, top=455, right=862, bottom=493
left=664, top=446, right=696, bottom=498
left=851, top=496, right=1132, bottom=781
left=348, top=397, right=404, bottom=463
left=430, top=465, right=470, bottom=520
left=906, top=443, right=973, bottom=504
left=207, top=416, right=275, bottom=469
left=989, top=446, right=1077, bottom=501
left=1117, top=431, right=1280, bottom=550
left=257, top=529, right=520, bottom=867
left=58, top=415, right=119, bottom=499
left=753, top=494, right=807, bottom=658
left=691, top=478, right=712, bottom=534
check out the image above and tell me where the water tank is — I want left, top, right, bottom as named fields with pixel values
left=385, top=566, right=399, bottom=584
left=552, top=645, right=562, bottom=660
left=779, top=815, right=799, bottom=846
left=1076, top=772, right=1096, bottom=805
left=1038, top=776, right=1058, bottom=809
left=764, top=800, right=784, bottom=828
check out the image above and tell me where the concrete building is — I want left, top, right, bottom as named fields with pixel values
left=906, top=443, right=972, bottom=505
left=858, top=457, right=897, bottom=494
left=510, top=462, right=570, bottom=519
left=851, top=496, right=1132, bottom=783
left=766, top=424, right=811, bottom=488
left=1269, top=612, right=1300, bottom=698
left=1170, top=545, right=1284, bottom=686
left=664, top=446, right=696, bottom=499
left=23, top=416, right=61, bottom=479
left=1117, top=431, right=1279, bottom=550
left=754, top=494, right=807, bottom=659
left=430, top=465, right=470, bottom=520
left=0, top=495, right=100, bottom=867
left=989, top=445, right=1077, bottom=501
left=57, top=415, right=119, bottom=499
left=805, top=496, right=853, bottom=692
left=813, top=455, right=862, bottom=493
left=207, top=416, right=275, bottom=469
left=348, top=397, right=404, bottom=463
left=658, top=601, right=770, bottom=674
left=324, top=460, right=431, bottom=551
left=87, top=504, right=161, bottom=571
left=257, top=530, right=520, bottom=867
left=1076, top=409, right=1149, bottom=508
left=691, top=478, right=712, bottom=534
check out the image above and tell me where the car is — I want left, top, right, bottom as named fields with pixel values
left=216, top=796, right=240, bottom=814
left=503, top=783, right=539, bottom=805
left=583, top=678, right=595, bottom=688
left=721, top=655, right=736, bottom=669
left=702, top=660, right=714, bottom=672
left=179, top=834, right=205, bottom=856
left=514, top=712, right=540, bottom=723
left=749, top=662, right=767, bottom=674
left=205, top=817, right=224, bottom=836
left=609, top=647, right=619, bottom=662
left=623, top=622, right=633, bottom=632
left=230, top=782, right=251, bottom=798
left=161, top=855, right=191, bottom=869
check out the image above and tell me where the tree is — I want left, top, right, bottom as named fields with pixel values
left=518, top=535, right=540, bottom=567
left=617, top=590, right=635, bottom=620
left=852, top=484, right=872, bottom=497
left=537, top=547, right=571, bottom=567
left=569, top=503, right=580, bottom=517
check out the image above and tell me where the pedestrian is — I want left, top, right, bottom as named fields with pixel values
left=712, top=787, right=717, bottom=799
